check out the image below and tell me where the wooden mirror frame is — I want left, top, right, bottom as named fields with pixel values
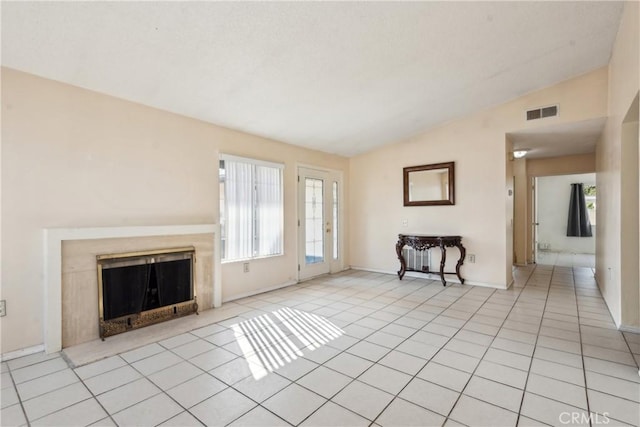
left=403, top=161, right=455, bottom=206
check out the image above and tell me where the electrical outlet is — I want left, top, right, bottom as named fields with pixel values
left=243, top=262, right=250, bottom=273
left=402, top=219, right=408, bottom=227
left=468, top=254, right=476, bottom=263
left=0, top=300, right=6, bottom=317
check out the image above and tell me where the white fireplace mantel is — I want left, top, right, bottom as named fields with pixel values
left=43, top=224, right=220, bottom=354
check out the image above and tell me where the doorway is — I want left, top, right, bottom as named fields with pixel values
left=508, top=117, right=605, bottom=268
left=297, top=167, right=343, bottom=280
left=533, top=173, right=596, bottom=267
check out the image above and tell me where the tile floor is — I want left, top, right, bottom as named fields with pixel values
left=534, top=252, right=595, bottom=269
left=1, top=265, right=639, bottom=427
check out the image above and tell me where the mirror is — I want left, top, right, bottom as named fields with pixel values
left=403, top=162, right=455, bottom=206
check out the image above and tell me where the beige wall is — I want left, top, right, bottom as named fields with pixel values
left=620, top=115, right=639, bottom=329
left=596, top=1, right=639, bottom=329
left=512, top=158, right=528, bottom=265
left=1, top=68, right=349, bottom=354
left=349, top=68, right=608, bottom=288
left=505, top=137, right=515, bottom=282
left=527, top=153, right=596, bottom=177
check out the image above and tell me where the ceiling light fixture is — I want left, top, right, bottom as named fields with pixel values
left=513, top=149, right=529, bottom=159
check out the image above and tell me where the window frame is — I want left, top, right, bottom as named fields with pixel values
left=219, top=154, right=285, bottom=263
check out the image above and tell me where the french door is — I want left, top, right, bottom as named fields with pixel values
left=298, top=167, right=342, bottom=280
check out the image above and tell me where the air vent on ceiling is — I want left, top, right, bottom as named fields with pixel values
left=526, top=105, right=558, bottom=121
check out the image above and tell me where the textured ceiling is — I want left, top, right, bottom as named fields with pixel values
left=1, top=2, right=624, bottom=157
left=509, top=118, right=606, bottom=159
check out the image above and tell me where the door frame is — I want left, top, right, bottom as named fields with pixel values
left=532, top=176, right=538, bottom=264
left=296, top=163, right=345, bottom=281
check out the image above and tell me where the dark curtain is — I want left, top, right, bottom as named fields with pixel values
left=567, top=183, right=592, bottom=237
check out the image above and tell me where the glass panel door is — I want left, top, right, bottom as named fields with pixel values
left=298, top=167, right=341, bottom=280
left=305, top=177, right=324, bottom=265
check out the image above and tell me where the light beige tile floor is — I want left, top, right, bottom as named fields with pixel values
left=1, top=264, right=639, bottom=427
left=535, top=251, right=595, bottom=268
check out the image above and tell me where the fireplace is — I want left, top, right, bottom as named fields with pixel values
left=97, top=246, right=198, bottom=339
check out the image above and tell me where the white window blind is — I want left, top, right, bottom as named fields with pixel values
left=220, top=155, right=284, bottom=261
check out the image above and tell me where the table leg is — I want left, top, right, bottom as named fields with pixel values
left=455, top=242, right=466, bottom=284
left=439, top=242, right=447, bottom=286
left=396, top=240, right=406, bottom=280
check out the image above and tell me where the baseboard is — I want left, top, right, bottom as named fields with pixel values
left=506, top=277, right=515, bottom=289
left=619, top=324, right=640, bottom=334
left=349, top=265, right=404, bottom=277
left=1, top=344, right=45, bottom=362
left=222, top=280, right=298, bottom=303
left=470, top=280, right=509, bottom=290
left=350, top=265, right=461, bottom=283
left=349, top=266, right=507, bottom=289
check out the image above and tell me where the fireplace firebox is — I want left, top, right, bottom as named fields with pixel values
left=97, top=247, right=198, bottom=339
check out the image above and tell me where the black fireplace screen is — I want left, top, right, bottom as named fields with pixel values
left=102, top=259, right=192, bottom=320
left=98, top=248, right=194, bottom=321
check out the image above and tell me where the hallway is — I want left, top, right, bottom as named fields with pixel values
left=535, top=251, right=596, bottom=269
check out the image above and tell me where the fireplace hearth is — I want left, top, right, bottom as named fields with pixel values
left=97, top=246, right=198, bottom=339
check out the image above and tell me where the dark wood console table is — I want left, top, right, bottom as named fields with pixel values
left=396, top=234, right=466, bottom=286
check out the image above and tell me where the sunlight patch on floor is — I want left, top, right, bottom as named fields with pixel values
left=231, top=307, right=344, bottom=379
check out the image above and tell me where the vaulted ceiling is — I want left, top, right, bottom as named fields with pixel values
left=1, top=2, right=624, bottom=157
left=509, top=118, right=606, bottom=159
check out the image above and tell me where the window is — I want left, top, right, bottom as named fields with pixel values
left=219, top=155, right=284, bottom=261
left=584, top=185, right=596, bottom=225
